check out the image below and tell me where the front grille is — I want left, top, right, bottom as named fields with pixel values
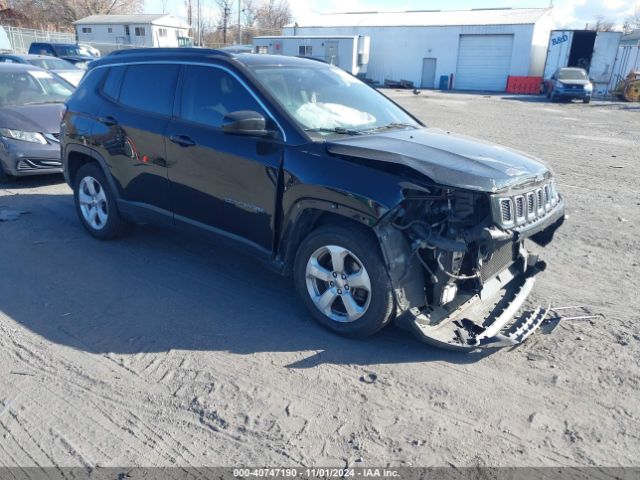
left=492, top=178, right=559, bottom=228
left=480, top=241, right=517, bottom=282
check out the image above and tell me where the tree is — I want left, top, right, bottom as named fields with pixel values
left=7, top=0, right=143, bottom=29
left=586, top=15, right=616, bottom=32
left=242, top=0, right=257, bottom=27
left=255, top=0, right=291, bottom=29
left=623, top=4, right=640, bottom=33
left=214, top=0, right=233, bottom=44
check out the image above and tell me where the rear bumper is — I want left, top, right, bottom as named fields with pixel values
left=396, top=252, right=549, bottom=350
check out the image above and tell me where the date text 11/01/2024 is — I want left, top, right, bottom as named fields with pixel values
left=233, top=468, right=400, bottom=478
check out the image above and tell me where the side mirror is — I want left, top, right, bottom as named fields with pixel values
left=222, top=110, right=272, bottom=137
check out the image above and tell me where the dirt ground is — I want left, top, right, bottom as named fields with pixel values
left=0, top=91, right=638, bottom=468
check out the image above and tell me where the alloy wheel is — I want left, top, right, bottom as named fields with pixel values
left=78, top=176, right=109, bottom=230
left=305, top=245, right=372, bottom=323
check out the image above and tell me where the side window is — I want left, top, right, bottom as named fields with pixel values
left=102, top=65, right=125, bottom=100
left=119, top=64, right=179, bottom=116
left=179, top=66, right=263, bottom=127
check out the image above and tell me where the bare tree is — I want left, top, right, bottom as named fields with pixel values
left=623, top=4, right=640, bottom=33
left=213, top=0, right=233, bottom=43
left=255, top=0, right=291, bottom=29
left=242, top=0, right=257, bottom=27
left=8, top=0, right=143, bottom=29
left=586, top=15, right=616, bottom=32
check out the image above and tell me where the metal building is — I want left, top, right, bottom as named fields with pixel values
left=284, top=8, right=555, bottom=91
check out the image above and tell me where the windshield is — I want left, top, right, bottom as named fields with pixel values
left=28, top=58, right=77, bottom=70
left=558, top=69, right=588, bottom=80
left=0, top=70, right=74, bottom=105
left=250, top=64, right=420, bottom=135
left=53, top=45, right=83, bottom=57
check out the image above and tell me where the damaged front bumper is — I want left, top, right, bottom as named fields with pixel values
left=396, top=251, right=549, bottom=350
left=379, top=192, right=565, bottom=350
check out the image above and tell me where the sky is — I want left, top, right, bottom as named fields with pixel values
left=144, top=0, right=638, bottom=30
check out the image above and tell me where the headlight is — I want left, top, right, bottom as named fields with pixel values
left=556, top=81, right=565, bottom=88
left=0, top=128, right=47, bottom=144
left=585, top=83, right=593, bottom=92
left=74, top=62, right=88, bottom=70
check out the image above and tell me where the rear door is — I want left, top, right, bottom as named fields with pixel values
left=90, top=63, right=179, bottom=217
left=165, top=64, right=284, bottom=254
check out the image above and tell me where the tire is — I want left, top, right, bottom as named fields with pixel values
left=73, top=162, right=127, bottom=240
left=583, top=97, right=591, bottom=104
left=293, top=223, right=395, bottom=338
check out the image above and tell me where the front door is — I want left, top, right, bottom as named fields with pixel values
left=421, top=58, right=437, bottom=89
left=165, top=65, right=283, bottom=254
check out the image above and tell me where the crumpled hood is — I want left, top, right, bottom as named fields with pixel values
left=326, top=128, right=550, bottom=193
left=0, top=103, right=64, bottom=133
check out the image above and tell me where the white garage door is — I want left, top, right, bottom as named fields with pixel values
left=455, top=34, right=514, bottom=91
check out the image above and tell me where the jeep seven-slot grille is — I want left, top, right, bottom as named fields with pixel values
left=493, top=179, right=559, bottom=228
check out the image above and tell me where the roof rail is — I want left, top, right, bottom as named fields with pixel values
left=108, top=48, right=233, bottom=57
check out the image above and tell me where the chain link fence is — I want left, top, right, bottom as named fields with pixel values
left=1, top=25, right=76, bottom=53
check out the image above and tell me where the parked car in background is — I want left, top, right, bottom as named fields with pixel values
left=0, top=54, right=84, bottom=86
left=78, top=43, right=101, bottom=58
left=0, top=63, right=74, bottom=181
left=546, top=67, right=593, bottom=103
left=28, top=42, right=95, bottom=69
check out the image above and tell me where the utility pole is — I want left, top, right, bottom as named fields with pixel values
left=223, top=6, right=230, bottom=44
left=238, top=0, right=242, bottom=45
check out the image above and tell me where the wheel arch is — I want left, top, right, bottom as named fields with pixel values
left=64, top=144, right=119, bottom=201
left=275, top=199, right=380, bottom=275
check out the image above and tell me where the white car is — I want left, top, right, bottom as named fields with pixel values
left=0, top=54, right=84, bottom=86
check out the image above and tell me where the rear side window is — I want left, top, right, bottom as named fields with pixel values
left=102, top=65, right=125, bottom=100
left=119, top=64, right=179, bottom=116
left=179, top=65, right=262, bottom=127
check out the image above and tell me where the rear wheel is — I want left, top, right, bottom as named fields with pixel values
left=74, top=163, right=128, bottom=239
left=294, top=224, right=395, bottom=338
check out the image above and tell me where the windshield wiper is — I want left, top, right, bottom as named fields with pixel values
left=304, top=127, right=363, bottom=136
left=362, top=122, right=418, bottom=133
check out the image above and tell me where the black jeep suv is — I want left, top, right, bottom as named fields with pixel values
left=61, top=49, right=565, bottom=350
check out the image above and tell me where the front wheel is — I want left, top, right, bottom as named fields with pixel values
left=74, top=163, right=128, bottom=239
left=583, top=97, right=591, bottom=104
left=294, top=224, right=395, bottom=338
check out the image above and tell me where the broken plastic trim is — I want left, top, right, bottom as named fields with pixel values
left=395, top=252, right=548, bottom=350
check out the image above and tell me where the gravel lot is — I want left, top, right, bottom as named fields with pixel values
left=0, top=91, right=638, bottom=468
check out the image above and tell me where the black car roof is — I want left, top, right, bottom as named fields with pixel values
left=31, top=42, right=77, bottom=47
left=91, top=48, right=330, bottom=70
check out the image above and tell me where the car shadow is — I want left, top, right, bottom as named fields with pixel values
left=0, top=192, right=496, bottom=367
left=0, top=173, right=65, bottom=189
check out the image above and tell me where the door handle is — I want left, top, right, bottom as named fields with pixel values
left=169, top=135, right=195, bottom=147
left=98, top=116, right=118, bottom=126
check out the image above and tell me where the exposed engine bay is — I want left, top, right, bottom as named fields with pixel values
left=376, top=183, right=565, bottom=350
